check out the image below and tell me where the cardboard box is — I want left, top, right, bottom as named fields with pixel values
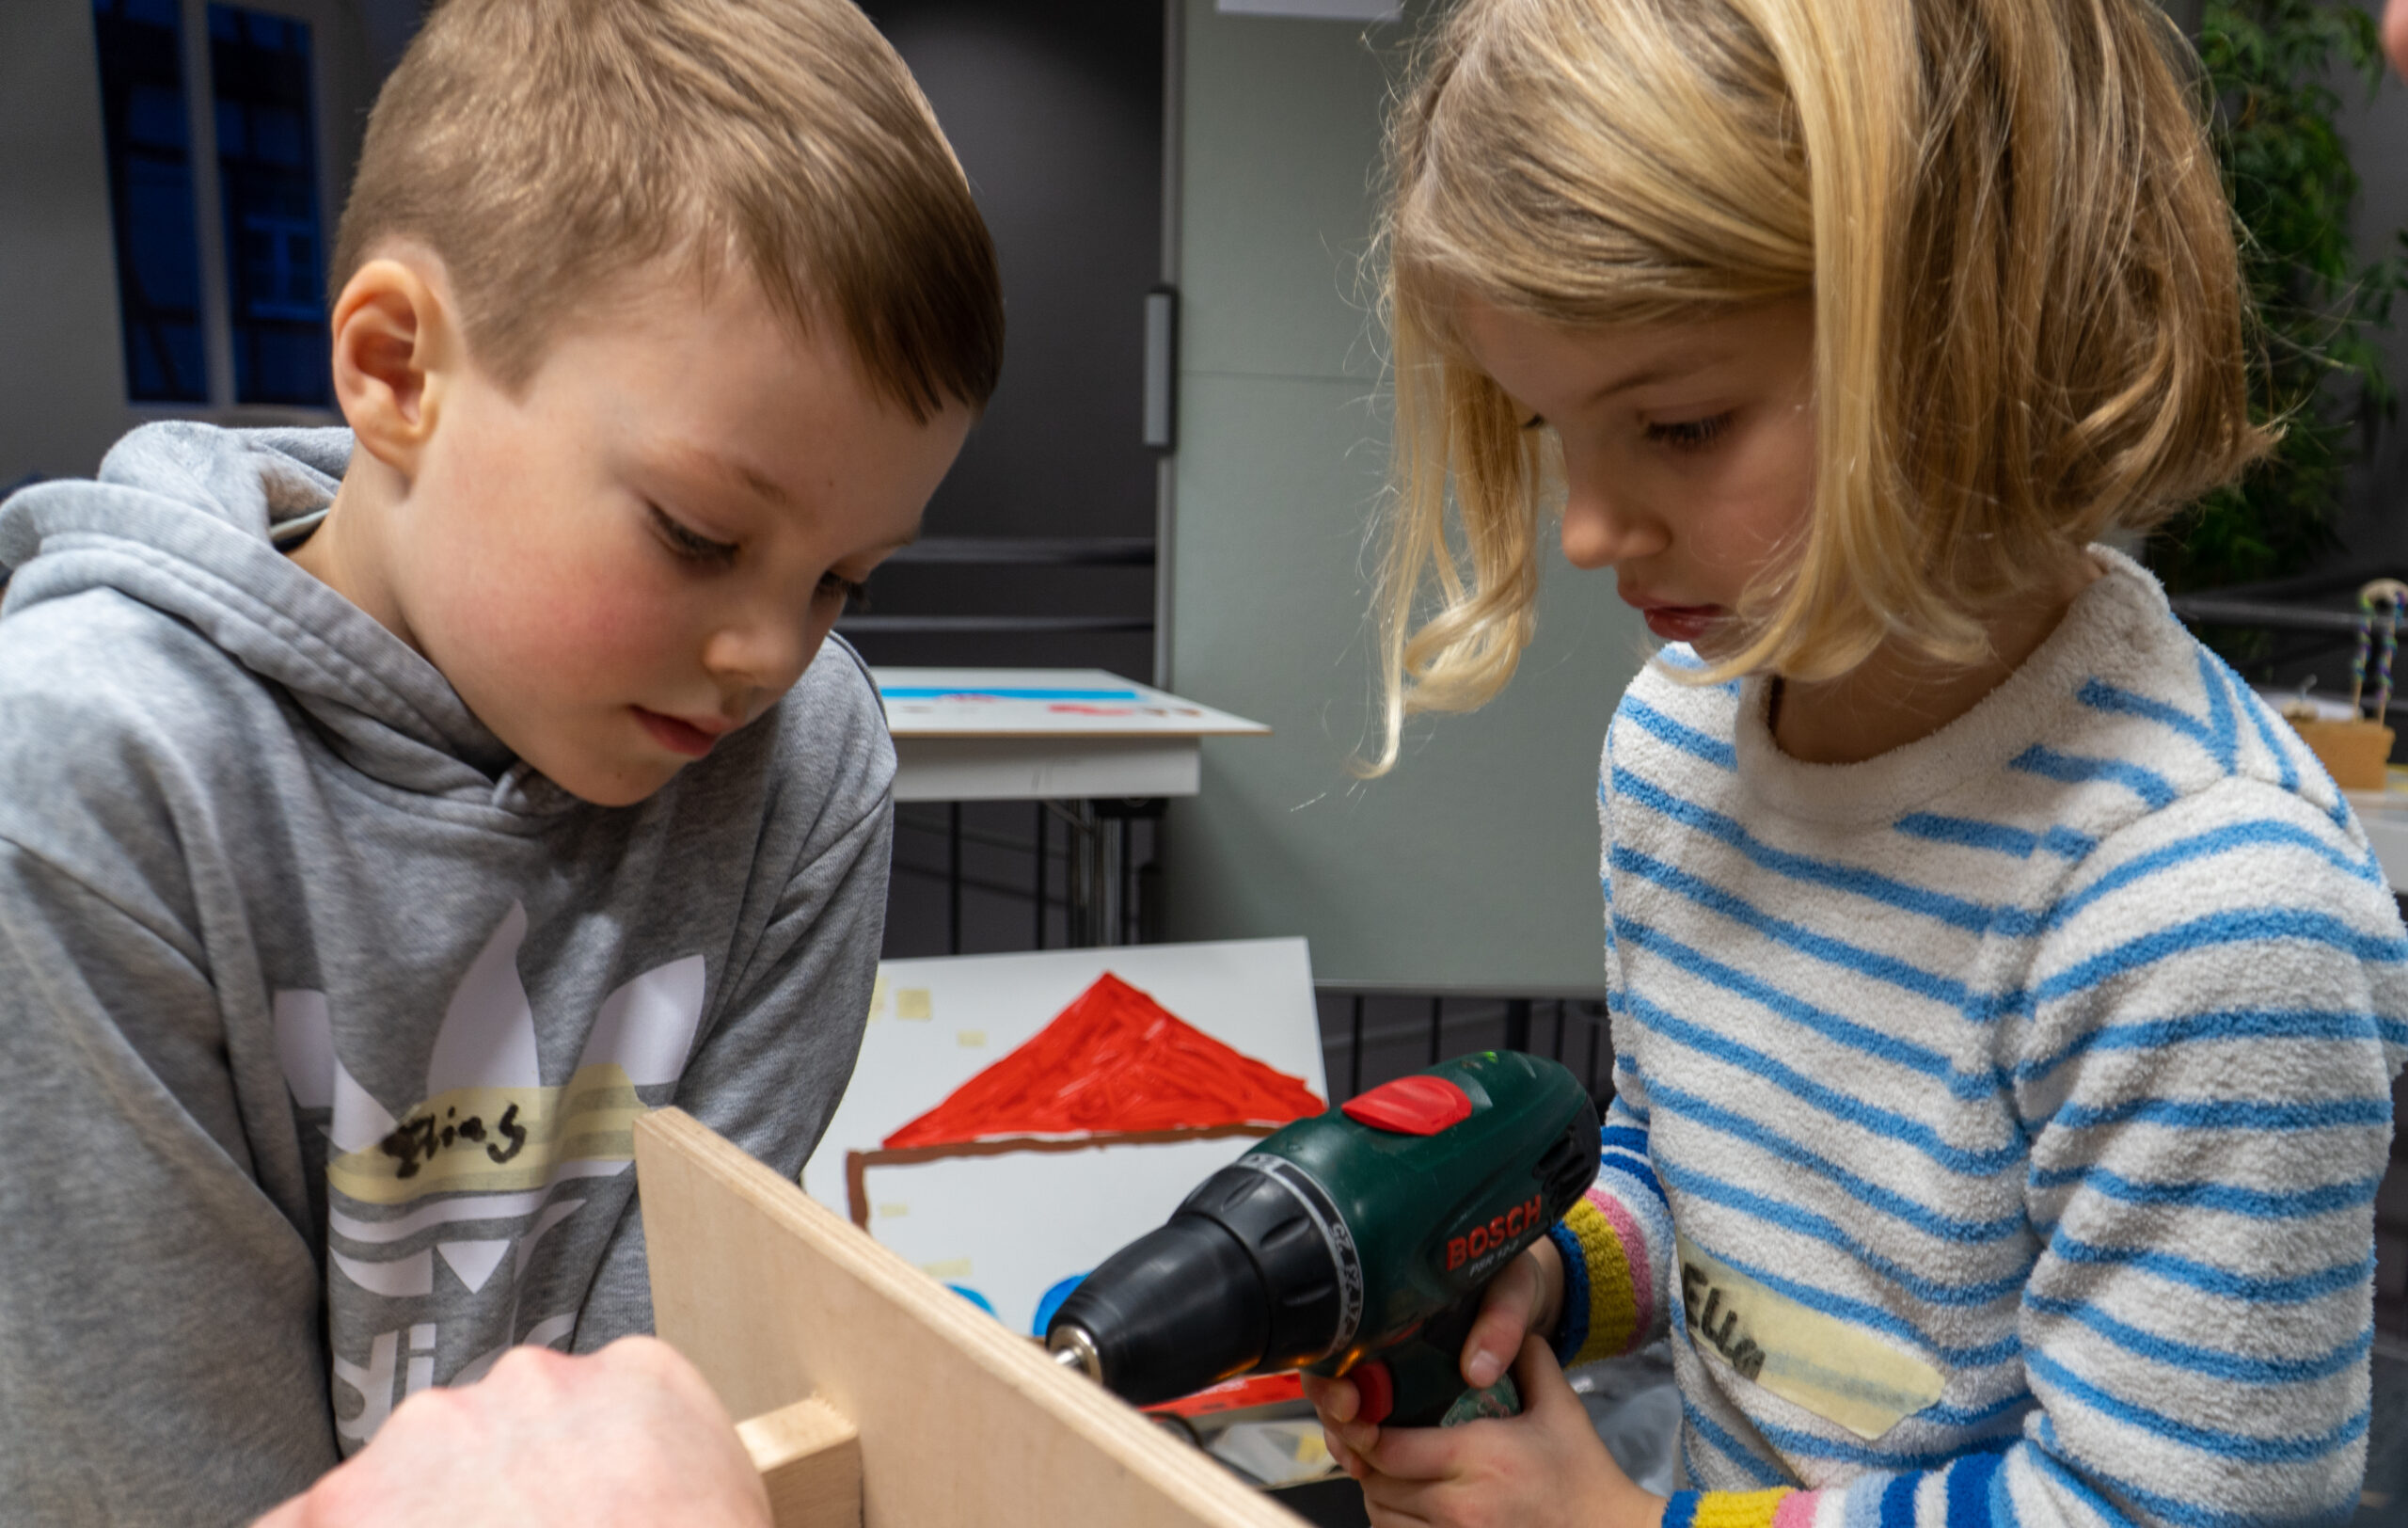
left=2291, top=718, right=2396, bottom=791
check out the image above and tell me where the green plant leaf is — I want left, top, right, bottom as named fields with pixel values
left=2149, top=0, right=2407, bottom=648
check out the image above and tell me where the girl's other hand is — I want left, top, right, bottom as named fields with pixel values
left=1324, top=1336, right=1662, bottom=1528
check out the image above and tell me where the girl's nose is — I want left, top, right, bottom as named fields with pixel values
left=1559, top=480, right=1665, bottom=570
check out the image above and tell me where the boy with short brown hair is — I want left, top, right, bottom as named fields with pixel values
left=0, top=0, right=1000, bottom=1518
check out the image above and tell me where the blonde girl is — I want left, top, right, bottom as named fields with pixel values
left=1303, top=1, right=2408, bottom=1526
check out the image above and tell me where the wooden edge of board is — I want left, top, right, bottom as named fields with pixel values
left=634, top=1107, right=1303, bottom=1528
left=737, top=1396, right=862, bottom=1528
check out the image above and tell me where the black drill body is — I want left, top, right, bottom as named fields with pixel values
left=1047, top=1052, right=1600, bottom=1428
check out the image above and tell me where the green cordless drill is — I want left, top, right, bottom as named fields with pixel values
left=1046, top=1052, right=1601, bottom=1429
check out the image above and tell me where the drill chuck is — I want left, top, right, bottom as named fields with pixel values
left=1047, top=1154, right=1362, bottom=1406
left=1050, top=1325, right=1102, bottom=1381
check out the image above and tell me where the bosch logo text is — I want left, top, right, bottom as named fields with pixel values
left=1445, top=1195, right=1545, bottom=1271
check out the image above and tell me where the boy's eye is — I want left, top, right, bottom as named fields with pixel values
left=649, top=505, right=739, bottom=565
left=816, top=570, right=868, bottom=609
left=1645, top=412, right=1735, bottom=453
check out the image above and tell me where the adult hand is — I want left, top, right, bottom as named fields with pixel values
left=1301, top=1236, right=1566, bottom=1433
left=1323, top=1336, right=1663, bottom=1528
left=2388, top=0, right=2408, bottom=79
left=254, top=1336, right=769, bottom=1527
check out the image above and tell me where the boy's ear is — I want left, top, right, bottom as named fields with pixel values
left=329, top=256, right=454, bottom=479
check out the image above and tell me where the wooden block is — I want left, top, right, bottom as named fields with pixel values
left=635, top=1108, right=1304, bottom=1528
left=737, top=1396, right=862, bottom=1528
left=2292, top=718, right=2394, bottom=791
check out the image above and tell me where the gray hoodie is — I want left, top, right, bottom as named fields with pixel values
left=0, top=423, right=894, bottom=1523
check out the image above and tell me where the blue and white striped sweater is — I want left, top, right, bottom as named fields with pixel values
left=1575, top=550, right=2408, bottom=1528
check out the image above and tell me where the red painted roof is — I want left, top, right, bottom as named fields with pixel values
left=881, top=972, right=1324, bottom=1148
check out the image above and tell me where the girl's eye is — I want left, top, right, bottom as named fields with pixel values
left=1645, top=412, right=1734, bottom=453
left=816, top=570, right=868, bottom=609
left=650, top=505, right=739, bottom=565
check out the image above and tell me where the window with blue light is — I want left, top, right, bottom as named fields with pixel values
left=209, top=6, right=328, bottom=406
left=92, top=0, right=209, bottom=403
left=90, top=1, right=332, bottom=410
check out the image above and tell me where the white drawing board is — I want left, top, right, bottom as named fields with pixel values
left=800, top=938, right=1324, bottom=1339
left=853, top=1139, right=1289, bottom=1337
left=873, top=667, right=1271, bottom=740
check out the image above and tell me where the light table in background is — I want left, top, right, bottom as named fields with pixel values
left=872, top=668, right=1269, bottom=947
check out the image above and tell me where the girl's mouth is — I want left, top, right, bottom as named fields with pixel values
left=1641, top=605, right=1723, bottom=643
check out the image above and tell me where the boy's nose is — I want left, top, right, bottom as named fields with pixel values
left=702, top=609, right=824, bottom=703
left=1559, top=481, right=1665, bottom=570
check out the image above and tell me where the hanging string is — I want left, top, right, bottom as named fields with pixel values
left=2351, top=598, right=2373, bottom=717
left=2360, top=581, right=2408, bottom=724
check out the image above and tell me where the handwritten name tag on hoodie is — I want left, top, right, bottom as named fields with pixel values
left=1677, top=1233, right=1945, bottom=1440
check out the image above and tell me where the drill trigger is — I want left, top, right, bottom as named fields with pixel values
left=1354, top=1360, right=1396, bottom=1425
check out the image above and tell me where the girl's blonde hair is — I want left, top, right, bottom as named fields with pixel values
left=1366, top=0, right=2269, bottom=772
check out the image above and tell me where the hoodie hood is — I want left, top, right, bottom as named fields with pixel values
left=0, top=422, right=537, bottom=804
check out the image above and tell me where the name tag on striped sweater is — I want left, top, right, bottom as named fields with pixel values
left=1677, top=1234, right=1946, bottom=1440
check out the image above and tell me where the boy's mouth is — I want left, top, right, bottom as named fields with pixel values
left=633, top=708, right=726, bottom=758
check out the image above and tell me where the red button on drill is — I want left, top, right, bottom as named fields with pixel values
left=1341, top=1075, right=1473, bottom=1135
left=1353, top=1360, right=1396, bottom=1425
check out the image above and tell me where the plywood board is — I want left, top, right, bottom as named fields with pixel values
left=637, top=1107, right=1302, bottom=1528
left=802, top=940, right=1325, bottom=1339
